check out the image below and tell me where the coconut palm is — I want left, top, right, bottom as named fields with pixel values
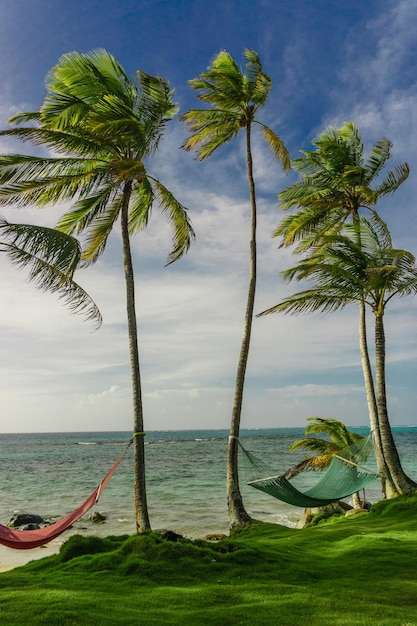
left=287, top=417, right=367, bottom=474
left=273, top=122, right=409, bottom=497
left=181, top=49, right=290, bottom=527
left=0, top=217, right=101, bottom=326
left=0, top=50, right=195, bottom=531
left=260, top=220, right=417, bottom=495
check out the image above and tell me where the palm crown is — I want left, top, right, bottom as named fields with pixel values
left=0, top=49, right=194, bottom=265
left=276, top=122, right=409, bottom=250
left=260, top=219, right=417, bottom=318
left=286, top=417, right=367, bottom=478
left=181, top=49, right=290, bottom=167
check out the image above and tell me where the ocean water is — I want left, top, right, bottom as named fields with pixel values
left=1, top=427, right=416, bottom=553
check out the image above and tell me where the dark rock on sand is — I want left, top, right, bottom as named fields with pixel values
left=8, top=513, right=45, bottom=528
left=158, top=530, right=183, bottom=542
left=21, top=523, right=41, bottom=530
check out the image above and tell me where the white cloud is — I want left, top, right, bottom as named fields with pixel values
left=1, top=1, right=417, bottom=433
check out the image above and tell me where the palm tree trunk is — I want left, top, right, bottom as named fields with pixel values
left=226, top=125, right=256, bottom=528
left=121, top=181, right=151, bottom=531
left=374, top=312, right=416, bottom=494
left=358, top=300, right=396, bottom=497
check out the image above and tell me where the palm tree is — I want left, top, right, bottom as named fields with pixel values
left=275, top=122, right=408, bottom=250
left=0, top=50, right=195, bottom=531
left=287, top=417, right=367, bottom=474
left=273, top=122, right=409, bottom=497
left=286, top=417, right=368, bottom=508
left=181, top=49, right=290, bottom=527
left=260, top=220, right=417, bottom=495
left=0, top=217, right=101, bottom=326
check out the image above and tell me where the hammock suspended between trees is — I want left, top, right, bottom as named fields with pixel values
left=239, top=438, right=379, bottom=508
left=0, top=440, right=132, bottom=550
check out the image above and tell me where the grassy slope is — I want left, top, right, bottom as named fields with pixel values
left=1, top=495, right=417, bottom=625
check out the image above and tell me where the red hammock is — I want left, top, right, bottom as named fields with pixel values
left=0, top=440, right=132, bottom=550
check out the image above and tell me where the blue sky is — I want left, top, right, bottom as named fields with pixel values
left=0, top=0, right=416, bottom=433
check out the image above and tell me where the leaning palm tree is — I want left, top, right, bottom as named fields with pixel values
left=0, top=50, right=195, bottom=531
left=260, top=220, right=417, bottom=495
left=0, top=217, right=101, bottom=326
left=274, top=122, right=409, bottom=497
left=286, top=417, right=368, bottom=508
left=287, top=417, right=367, bottom=475
left=181, top=49, right=290, bottom=527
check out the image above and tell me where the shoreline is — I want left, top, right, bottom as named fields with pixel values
left=0, top=541, right=62, bottom=571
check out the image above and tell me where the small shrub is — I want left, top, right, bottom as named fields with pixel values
left=59, top=534, right=123, bottom=562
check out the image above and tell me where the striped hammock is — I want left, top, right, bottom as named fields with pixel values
left=0, top=440, right=131, bottom=550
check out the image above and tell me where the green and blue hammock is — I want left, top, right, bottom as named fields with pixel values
left=239, top=436, right=379, bottom=508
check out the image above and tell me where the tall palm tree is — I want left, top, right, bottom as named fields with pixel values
left=181, top=49, right=290, bottom=527
left=0, top=217, right=101, bottom=326
left=0, top=50, right=195, bottom=531
left=273, top=122, right=409, bottom=497
left=260, top=220, right=417, bottom=495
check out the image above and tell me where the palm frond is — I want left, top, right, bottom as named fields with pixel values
left=41, top=50, right=132, bottom=126
left=56, top=184, right=119, bottom=235
left=0, top=218, right=101, bottom=327
left=0, top=48, right=194, bottom=332
left=189, top=50, right=244, bottom=109
left=88, top=49, right=136, bottom=105
left=258, top=123, right=290, bottom=171
left=80, top=196, right=123, bottom=265
left=128, top=178, right=154, bottom=235
left=151, top=179, right=195, bottom=264
left=137, top=71, right=178, bottom=122
left=0, top=153, right=110, bottom=211
left=0, top=125, right=112, bottom=158
left=366, top=210, right=392, bottom=248
left=8, top=111, right=42, bottom=125
left=274, top=204, right=347, bottom=247
left=364, top=138, right=391, bottom=182
left=373, top=162, right=409, bottom=196
left=258, top=287, right=352, bottom=316
left=180, top=109, right=240, bottom=159
left=243, top=49, right=271, bottom=106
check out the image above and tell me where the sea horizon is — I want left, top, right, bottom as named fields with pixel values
left=3, top=424, right=417, bottom=437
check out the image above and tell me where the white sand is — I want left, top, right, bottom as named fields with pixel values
left=0, top=539, right=62, bottom=571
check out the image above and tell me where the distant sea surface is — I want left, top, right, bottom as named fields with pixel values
left=1, top=427, right=417, bottom=552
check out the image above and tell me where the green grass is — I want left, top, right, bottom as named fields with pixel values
left=2, top=496, right=417, bottom=625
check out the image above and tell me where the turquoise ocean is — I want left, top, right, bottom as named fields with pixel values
left=1, top=427, right=417, bottom=562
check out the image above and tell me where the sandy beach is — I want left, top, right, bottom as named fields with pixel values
left=0, top=539, right=62, bottom=571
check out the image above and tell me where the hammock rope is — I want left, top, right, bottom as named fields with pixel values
left=0, top=439, right=132, bottom=550
left=239, top=438, right=379, bottom=508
